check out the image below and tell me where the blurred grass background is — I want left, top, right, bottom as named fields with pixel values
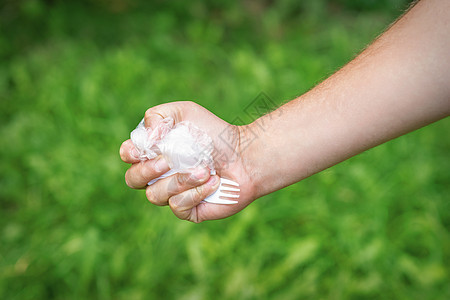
left=1, top=0, right=449, bottom=299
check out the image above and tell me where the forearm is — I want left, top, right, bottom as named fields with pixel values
left=243, top=0, right=450, bottom=198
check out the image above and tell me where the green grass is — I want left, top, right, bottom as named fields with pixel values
left=1, top=1, right=449, bottom=299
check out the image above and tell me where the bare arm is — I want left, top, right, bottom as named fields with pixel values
left=243, top=0, right=450, bottom=199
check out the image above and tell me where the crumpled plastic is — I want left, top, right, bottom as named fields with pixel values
left=130, top=117, right=216, bottom=182
left=130, top=117, right=239, bottom=205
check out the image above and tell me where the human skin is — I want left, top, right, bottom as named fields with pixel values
left=120, top=0, right=450, bottom=223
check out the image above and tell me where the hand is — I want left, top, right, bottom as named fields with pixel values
left=120, top=101, right=256, bottom=222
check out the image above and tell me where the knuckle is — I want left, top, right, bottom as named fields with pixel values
left=119, top=141, right=127, bottom=161
left=175, top=173, right=190, bottom=188
left=144, top=108, right=154, bottom=119
left=124, top=171, right=133, bottom=188
left=192, top=185, right=204, bottom=200
left=169, top=196, right=181, bottom=211
left=165, top=176, right=178, bottom=195
left=146, top=187, right=157, bottom=204
left=139, top=162, right=152, bottom=179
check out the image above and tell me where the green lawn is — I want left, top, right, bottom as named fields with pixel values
left=1, top=1, right=449, bottom=299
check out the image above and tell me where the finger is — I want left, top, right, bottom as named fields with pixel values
left=120, top=139, right=141, bottom=164
left=168, top=175, right=220, bottom=223
left=146, top=167, right=210, bottom=206
left=125, top=156, right=170, bottom=189
left=144, top=103, right=183, bottom=130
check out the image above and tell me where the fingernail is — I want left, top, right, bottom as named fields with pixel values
left=207, top=176, right=218, bottom=186
left=131, top=148, right=140, bottom=159
left=154, top=157, right=169, bottom=172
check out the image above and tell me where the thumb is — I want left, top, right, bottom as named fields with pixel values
left=144, top=103, right=184, bottom=130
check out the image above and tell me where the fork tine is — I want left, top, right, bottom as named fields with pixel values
left=221, top=178, right=239, bottom=186
left=220, top=193, right=239, bottom=198
left=221, top=186, right=240, bottom=192
left=212, top=199, right=238, bottom=204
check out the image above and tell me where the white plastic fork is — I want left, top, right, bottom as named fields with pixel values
left=148, top=172, right=239, bottom=205
left=203, top=177, right=240, bottom=204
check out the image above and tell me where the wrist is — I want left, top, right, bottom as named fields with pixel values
left=236, top=122, right=269, bottom=200
left=238, top=107, right=314, bottom=199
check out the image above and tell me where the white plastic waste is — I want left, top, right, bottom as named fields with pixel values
left=130, top=117, right=239, bottom=204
